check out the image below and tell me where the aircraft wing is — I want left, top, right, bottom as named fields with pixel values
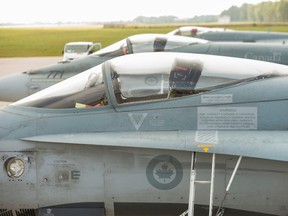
left=21, top=130, right=288, bottom=162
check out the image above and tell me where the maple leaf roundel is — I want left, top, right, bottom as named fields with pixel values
left=146, top=154, right=183, bottom=190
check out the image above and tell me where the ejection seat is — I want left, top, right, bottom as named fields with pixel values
left=168, top=58, right=203, bottom=98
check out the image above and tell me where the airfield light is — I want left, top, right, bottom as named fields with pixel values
left=5, top=157, right=25, bottom=178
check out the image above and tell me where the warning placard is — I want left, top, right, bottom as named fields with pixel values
left=197, top=107, right=257, bottom=130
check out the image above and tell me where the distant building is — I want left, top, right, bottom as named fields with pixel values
left=218, top=15, right=230, bottom=24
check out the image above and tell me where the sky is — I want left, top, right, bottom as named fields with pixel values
left=0, top=0, right=276, bottom=24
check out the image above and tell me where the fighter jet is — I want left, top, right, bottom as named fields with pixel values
left=168, top=26, right=288, bottom=44
left=0, top=34, right=206, bottom=102
left=2, top=33, right=288, bottom=103
left=1, top=52, right=288, bottom=216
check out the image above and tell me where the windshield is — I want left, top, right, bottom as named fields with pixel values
left=13, top=53, right=288, bottom=109
left=92, top=34, right=208, bottom=57
left=14, top=65, right=106, bottom=109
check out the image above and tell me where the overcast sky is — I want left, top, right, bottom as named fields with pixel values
left=0, top=0, right=276, bottom=24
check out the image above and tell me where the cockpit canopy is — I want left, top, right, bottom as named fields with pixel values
left=13, top=53, right=288, bottom=109
left=167, top=26, right=233, bottom=37
left=92, top=34, right=208, bottom=57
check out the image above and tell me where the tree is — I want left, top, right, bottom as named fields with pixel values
left=277, top=0, right=288, bottom=22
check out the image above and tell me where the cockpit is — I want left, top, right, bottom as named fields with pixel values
left=111, top=57, right=205, bottom=104
left=13, top=52, right=288, bottom=109
left=91, top=34, right=208, bottom=57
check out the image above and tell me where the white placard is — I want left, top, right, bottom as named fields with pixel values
left=198, top=107, right=257, bottom=130
left=201, top=94, right=233, bottom=104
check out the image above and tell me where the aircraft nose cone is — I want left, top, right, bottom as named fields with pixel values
left=0, top=73, right=30, bottom=102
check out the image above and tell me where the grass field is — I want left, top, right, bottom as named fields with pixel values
left=0, top=26, right=174, bottom=57
left=1, top=24, right=288, bottom=58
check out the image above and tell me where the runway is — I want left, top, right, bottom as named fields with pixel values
left=0, top=56, right=62, bottom=106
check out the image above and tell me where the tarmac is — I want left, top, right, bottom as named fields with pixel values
left=0, top=56, right=62, bottom=107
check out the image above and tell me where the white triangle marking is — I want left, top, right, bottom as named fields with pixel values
left=129, top=113, right=147, bottom=130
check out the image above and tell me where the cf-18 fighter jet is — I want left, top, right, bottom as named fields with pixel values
left=168, top=26, right=288, bottom=44
left=2, top=33, right=288, bottom=103
left=1, top=52, right=288, bottom=216
left=0, top=34, right=206, bottom=102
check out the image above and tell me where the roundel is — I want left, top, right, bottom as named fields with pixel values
left=146, top=155, right=183, bottom=190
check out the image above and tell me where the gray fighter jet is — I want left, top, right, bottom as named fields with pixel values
left=0, top=34, right=206, bottom=102
left=1, top=52, right=288, bottom=216
left=3, top=33, right=288, bottom=103
left=168, top=26, right=288, bottom=44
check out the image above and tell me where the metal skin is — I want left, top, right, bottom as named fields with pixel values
left=1, top=52, right=288, bottom=216
left=171, top=42, right=288, bottom=65
left=2, top=33, right=288, bottom=102
left=168, top=26, right=288, bottom=43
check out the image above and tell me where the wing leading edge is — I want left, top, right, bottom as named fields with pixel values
left=21, top=130, right=288, bottom=162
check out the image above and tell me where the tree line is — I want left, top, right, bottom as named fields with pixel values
left=133, top=0, right=288, bottom=23
left=221, top=0, right=288, bottom=22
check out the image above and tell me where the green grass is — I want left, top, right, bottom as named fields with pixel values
left=1, top=24, right=288, bottom=58
left=0, top=27, right=174, bottom=57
